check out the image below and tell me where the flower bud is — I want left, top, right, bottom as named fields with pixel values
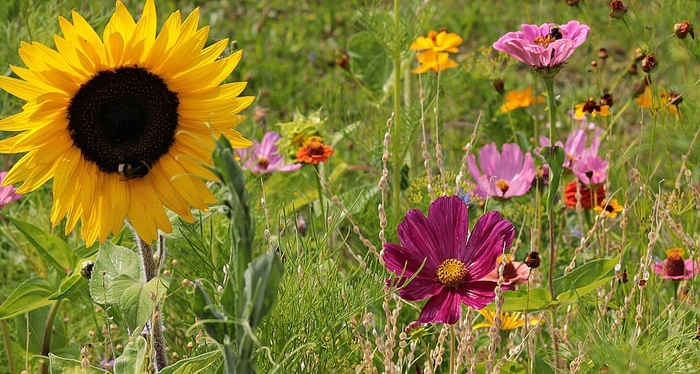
left=600, top=92, right=614, bottom=107
left=641, top=53, right=658, bottom=73
left=566, top=0, right=580, bottom=5
left=525, top=251, right=541, bottom=269
left=598, top=48, right=609, bottom=60
left=493, top=78, right=505, bottom=94
left=609, top=1, right=628, bottom=19
left=674, top=21, right=694, bottom=40
left=633, top=47, right=645, bottom=62
left=627, top=64, right=638, bottom=75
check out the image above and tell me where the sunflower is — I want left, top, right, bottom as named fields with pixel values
left=0, top=0, right=253, bottom=246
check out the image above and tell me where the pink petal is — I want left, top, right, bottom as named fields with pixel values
left=462, top=212, right=515, bottom=280
left=416, top=290, right=463, bottom=324
left=426, top=196, right=470, bottom=260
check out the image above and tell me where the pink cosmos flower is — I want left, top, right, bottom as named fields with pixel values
left=573, top=155, right=608, bottom=185
left=652, top=248, right=699, bottom=280
left=539, top=126, right=603, bottom=169
left=383, top=196, right=515, bottom=325
left=0, top=171, right=22, bottom=210
left=468, top=143, right=536, bottom=199
left=236, top=132, right=301, bottom=174
left=493, top=20, right=590, bottom=69
left=482, top=254, right=529, bottom=285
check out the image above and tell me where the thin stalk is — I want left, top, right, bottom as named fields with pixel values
left=390, top=0, right=402, bottom=222
left=313, top=164, right=326, bottom=229
left=1, top=320, right=17, bottom=374
left=450, top=325, right=456, bottom=374
left=39, top=299, right=63, bottom=374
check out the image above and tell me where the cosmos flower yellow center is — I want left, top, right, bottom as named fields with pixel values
left=495, top=179, right=510, bottom=194
left=437, top=259, right=468, bottom=287
left=257, top=157, right=270, bottom=169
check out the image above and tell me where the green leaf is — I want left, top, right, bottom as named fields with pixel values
left=347, top=31, right=393, bottom=101
left=89, top=242, right=143, bottom=305
left=554, top=258, right=618, bottom=302
left=159, top=350, right=222, bottom=374
left=49, top=353, right=107, bottom=374
left=50, top=271, right=88, bottom=302
left=0, top=277, right=56, bottom=320
left=540, top=145, right=565, bottom=211
left=244, top=251, right=284, bottom=330
left=193, top=283, right=229, bottom=344
left=113, top=335, right=147, bottom=374
left=9, top=217, right=78, bottom=275
left=485, top=288, right=557, bottom=313
left=110, top=275, right=169, bottom=330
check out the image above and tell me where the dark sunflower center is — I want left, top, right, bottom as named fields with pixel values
left=67, top=66, right=179, bottom=175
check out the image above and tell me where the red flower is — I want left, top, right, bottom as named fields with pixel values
left=296, top=136, right=333, bottom=164
left=564, top=180, right=605, bottom=209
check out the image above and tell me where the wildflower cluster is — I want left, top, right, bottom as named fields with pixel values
left=410, top=30, right=463, bottom=73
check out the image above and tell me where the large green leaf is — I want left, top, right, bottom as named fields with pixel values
left=110, top=275, right=169, bottom=330
left=485, top=288, right=557, bottom=313
left=50, top=271, right=88, bottom=302
left=553, top=258, right=618, bottom=302
left=0, top=277, right=56, bottom=320
left=89, top=242, right=143, bottom=305
left=9, top=217, right=78, bottom=275
left=49, top=354, right=107, bottom=374
left=244, top=251, right=284, bottom=330
left=113, top=335, right=147, bottom=374
left=159, top=350, right=222, bottom=374
left=347, top=31, right=393, bottom=101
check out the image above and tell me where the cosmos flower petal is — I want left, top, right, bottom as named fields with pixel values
left=416, top=290, right=462, bottom=325
left=427, top=195, right=469, bottom=260
left=396, top=209, right=443, bottom=272
left=463, top=211, right=514, bottom=280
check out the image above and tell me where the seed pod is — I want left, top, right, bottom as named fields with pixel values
left=641, top=53, right=658, bottom=73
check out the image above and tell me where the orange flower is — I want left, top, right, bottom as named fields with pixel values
left=636, top=86, right=681, bottom=116
left=594, top=199, right=623, bottom=218
left=410, top=30, right=463, bottom=53
left=296, top=136, right=334, bottom=164
left=564, top=180, right=605, bottom=210
left=411, top=50, right=458, bottom=74
left=500, top=87, right=545, bottom=112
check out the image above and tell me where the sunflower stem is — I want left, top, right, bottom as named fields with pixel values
left=39, top=299, right=63, bottom=374
left=137, top=237, right=168, bottom=371
left=390, top=0, right=403, bottom=224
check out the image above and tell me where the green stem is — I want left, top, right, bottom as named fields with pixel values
left=1, top=320, right=17, bottom=374
left=223, top=341, right=238, bottom=373
left=390, top=0, right=402, bottom=223
left=543, top=76, right=557, bottom=301
left=313, top=164, right=326, bottom=229
left=39, top=299, right=63, bottom=374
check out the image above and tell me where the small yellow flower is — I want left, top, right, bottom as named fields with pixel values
left=500, top=87, right=545, bottom=113
left=410, top=30, right=463, bottom=53
left=594, top=199, right=624, bottom=218
left=574, top=98, right=610, bottom=119
left=473, top=310, right=541, bottom=331
left=411, top=50, right=458, bottom=74
left=636, top=86, right=681, bottom=116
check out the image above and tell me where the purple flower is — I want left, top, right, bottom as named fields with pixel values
left=493, top=20, right=590, bottom=69
left=468, top=143, right=536, bottom=199
left=0, top=171, right=22, bottom=210
left=236, top=132, right=301, bottom=174
left=383, top=196, right=515, bottom=325
left=573, top=155, right=608, bottom=185
left=539, top=126, right=602, bottom=169
left=652, top=248, right=699, bottom=281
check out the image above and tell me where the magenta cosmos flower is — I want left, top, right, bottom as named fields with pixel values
left=383, top=196, right=515, bottom=325
left=493, top=20, right=590, bottom=69
left=468, top=143, right=536, bottom=199
left=573, top=155, right=608, bottom=186
left=652, top=248, right=699, bottom=280
left=236, top=132, right=301, bottom=174
left=0, top=171, right=22, bottom=210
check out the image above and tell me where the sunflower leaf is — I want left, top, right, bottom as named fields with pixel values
left=553, top=258, right=618, bottom=302
left=0, top=277, right=56, bottom=320
left=8, top=217, right=77, bottom=275
left=49, top=353, right=107, bottom=374
left=113, top=334, right=147, bottom=374
left=89, top=242, right=144, bottom=305
left=111, top=275, right=169, bottom=332
left=158, top=350, right=222, bottom=374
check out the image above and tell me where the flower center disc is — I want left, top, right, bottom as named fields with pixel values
left=67, top=66, right=180, bottom=175
left=495, top=179, right=510, bottom=194
left=437, top=258, right=468, bottom=287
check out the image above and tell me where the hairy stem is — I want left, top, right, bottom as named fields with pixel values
left=137, top=237, right=167, bottom=371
